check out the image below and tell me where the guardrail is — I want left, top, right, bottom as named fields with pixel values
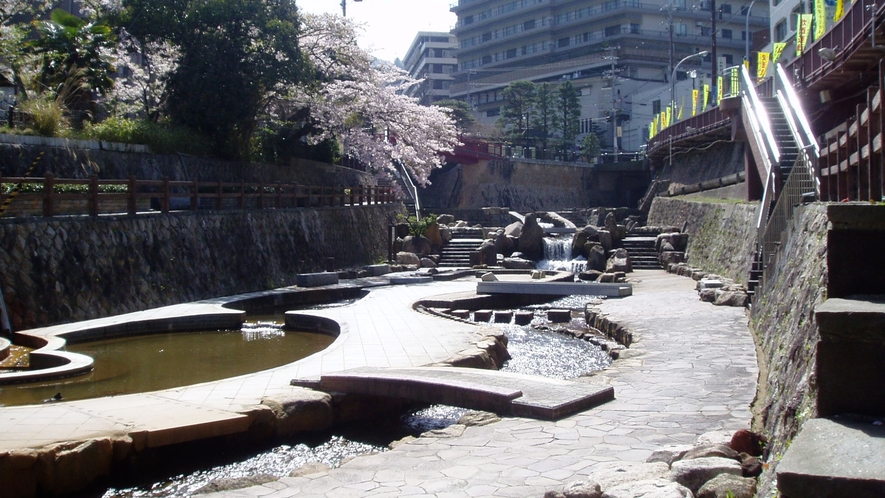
left=0, top=175, right=396, bottom=219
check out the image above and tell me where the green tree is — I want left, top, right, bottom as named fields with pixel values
left=120, top=0, right=306, bottom=159
left=497, top=80, right=536, bottom=145
left=533, top=83, right=554, bottom=156
left=580, top=132, right=600, bottom=162
left=28, top=8, right=116, bottom=118
left=555, top=81, right=581, bottom=159
left=433, top=99, right=475, bottom=131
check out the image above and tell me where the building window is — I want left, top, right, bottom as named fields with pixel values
left=720, top=4, right=731, bottom=14
left=507, top=48, right=518, bottom=58
left=722, top=29, right=732, bottom=39
left=604, top=25, right=620, bottom=37
left=464, top=15, right=473, bottom=25
left=482, top=55, right=492, bottom=64
left=524, top=19, right=536, bottom=30
left=700, top=26, right=712, bottom=36
left=558, top=37, right=570, bottom=47
left=652, top=100, right=661, bottom=114
left=676, top=24, right=687, bottom=35
left=482, top=32, right=492, bottom=41
left=775, top=19, right=788, bottom=42
left=630, top=23, right=641, bottom=34
left=487, top=109, right=500, bottom=117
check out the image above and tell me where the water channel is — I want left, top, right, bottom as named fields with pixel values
left=98, top=295, right=611, bottom=497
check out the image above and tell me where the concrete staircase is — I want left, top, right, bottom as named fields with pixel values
left=438, top=228, right=484, bottom=268
left=775, top=204, right=885, bottom=497
left=622, top=236, right=661, bottom=270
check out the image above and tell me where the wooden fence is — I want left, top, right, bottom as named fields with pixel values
left=0, top=175, right=397, bottom=218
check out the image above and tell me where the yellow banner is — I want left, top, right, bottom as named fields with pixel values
left=717, top=76, right=723, bottom=105
left=757, top=52, right=771, bottom=82
left=703, top=83, right=710, bottom=110
left=797, top=14, right=813, bottom=56
left=835, top=0, right=844, bottom=21
left=815, top=0, right=826, bottom=40
left=664, top=106, right=671, bottom=128
left=692, top=89, right=699, bottom=116
left=773, top=42, right=787, bottom=63
left=678, top=96, right=684, bottom=121
left=649, top=119, right=657, bottom=139
left=731, top=67, right=739, bottom=96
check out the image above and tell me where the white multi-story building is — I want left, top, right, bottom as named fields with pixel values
left=402, top=32, right=459, bottom=105
left=447, top=0, right=770, bottom=152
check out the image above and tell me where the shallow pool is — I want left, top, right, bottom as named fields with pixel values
left=0, top=321, right=334, bottom=406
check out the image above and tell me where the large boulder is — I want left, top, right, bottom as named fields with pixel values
left=439, top=224, right=453, bottom=243
left=587, top=461, right=671, bottom=490
left=606, top=248, right=632, bottom=273
left=587, top=243, right=607, bottom=272
left=396, top=251, right=421, bottom=266
left=597, top=230, right=613, bottom=253
left=437, top=214, right=455, bottom=225
left=696, top=474, right=757, bottom=498
left=503, top=257, right=534, bottom=269
left=423, top=223, right=443, bottom=252
left=539, top=211, right=577, bottom=229
left=504, top=220, right=523, bottom=238
left=477, top=239, right=497, bottom=266
left=602, top=479, right=692, bottom=498
left=670, top=457, right=743, bottom=494
left=402, top=235, right=432, bottom=257
left=495, top=231, right=517, bottom=256
left=261, top=390, right=334, bottom=437
left=517, top=213, right=546, bottom=261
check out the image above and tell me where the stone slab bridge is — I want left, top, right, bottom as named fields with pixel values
left=291, top=366, right=615, bottom=421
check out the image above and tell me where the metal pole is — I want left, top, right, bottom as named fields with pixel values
left=669, top=50, right=709, bottom=166
left=745, top=0, right=757, bottom=62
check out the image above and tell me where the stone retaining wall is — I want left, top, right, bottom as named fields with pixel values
left=0, top=205, right=402, bottom=330
left=647, top=196, right=759, bottom=285
left=749, top=204, right=828, bottom=497
left=0, top=142, right=372, bottom=186
left=650, top=196, right=829, bottom=496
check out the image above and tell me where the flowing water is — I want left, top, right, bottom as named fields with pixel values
left=100, top=297, right=611, bottom=497
left=537, top=236, right=587, bottom=273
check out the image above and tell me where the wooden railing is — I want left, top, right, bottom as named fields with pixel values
left=0, top=175, right=397, bottom=219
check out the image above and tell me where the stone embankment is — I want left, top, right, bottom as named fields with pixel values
left=0, top=205, right=401, bottom=330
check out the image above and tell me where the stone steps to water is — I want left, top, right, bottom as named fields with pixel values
left=622, top=236, right=661, bottom=270
left=438, top=238, right=483, bottom=267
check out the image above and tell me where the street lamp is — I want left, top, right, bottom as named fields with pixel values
left=669, top=50, right=708, bottom=166
left=745, top=0, right=757, bottom=62
left=341, top=0, right=362, bottom=17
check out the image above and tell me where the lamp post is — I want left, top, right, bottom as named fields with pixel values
left=745, top=0, right=757, bottom=62
left=669, top=50, right=708, bottom=166
left=341, top=0, right=362, bottom=17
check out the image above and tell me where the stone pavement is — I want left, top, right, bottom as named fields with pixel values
left=0, top=280, right=484, bottom=451
left=205, top=270, right=757, bottom=497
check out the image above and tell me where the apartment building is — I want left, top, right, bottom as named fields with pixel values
left=402, top=32, right=459, bottom=105
left=448, top=0, right=769, bottom=151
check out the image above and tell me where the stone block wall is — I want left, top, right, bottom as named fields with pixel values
left=0, top=143, right=372, bottom=186
left=0, top=205, right=401, bottom=330
left=748, top=204, right=828, bottom=497
left=647, top=196, right=759, bottom=285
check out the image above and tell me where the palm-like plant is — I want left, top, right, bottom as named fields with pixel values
left=28, top=9, right=116, bottom=119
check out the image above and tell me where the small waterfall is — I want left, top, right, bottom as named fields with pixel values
left=537, top=237, right=587, bottom=273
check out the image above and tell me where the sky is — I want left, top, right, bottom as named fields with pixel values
left=295, top=0, right=457, bottom=63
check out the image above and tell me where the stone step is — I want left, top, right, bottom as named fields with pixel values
left=777, top=418, right=885, bottom=498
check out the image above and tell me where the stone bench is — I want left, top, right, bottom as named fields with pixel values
left=296, top=272, right=339, bottom=287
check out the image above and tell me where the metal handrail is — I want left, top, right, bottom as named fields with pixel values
left=741, top=64, right=781, bottom=165
left=396, top=161, right=422, bottom=219
left=774, top=64, right=821, bottom=198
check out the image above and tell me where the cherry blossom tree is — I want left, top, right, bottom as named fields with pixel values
left=295, top=14, right=459, bottom=186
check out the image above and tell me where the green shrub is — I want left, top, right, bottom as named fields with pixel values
left=20, top=97, right=69, bottom=137
left=83, top=118, right=213, bottom=156
left=397, top=213, right=437, bottom=237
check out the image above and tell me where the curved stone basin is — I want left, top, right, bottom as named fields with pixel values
left=0, top=286, right=369, bottom=388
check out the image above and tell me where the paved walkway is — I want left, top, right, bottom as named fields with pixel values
left=0, top=280, right=483, bottom=451
left=206, top=270, right=757, bottom=497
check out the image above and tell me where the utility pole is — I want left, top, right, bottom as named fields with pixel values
left=603, top=46, right=621, bottom=157
left=711, top=0, right=718, bottom=104
left=341, top=0, right=362, bottom=17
